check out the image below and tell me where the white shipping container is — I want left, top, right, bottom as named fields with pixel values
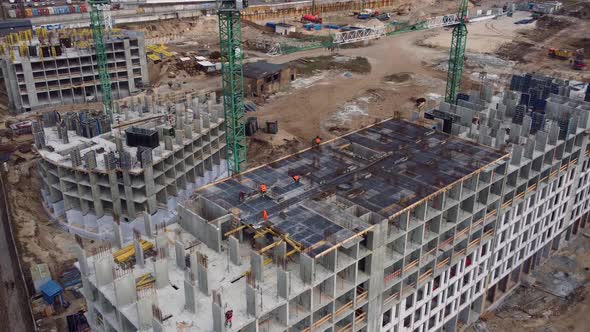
left=8, top=9, right=16, bottom=18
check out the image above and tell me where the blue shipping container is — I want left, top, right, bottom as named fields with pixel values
left=314, top=24, right=322, bottom=30
left=265, top=22, right=276, bottom=29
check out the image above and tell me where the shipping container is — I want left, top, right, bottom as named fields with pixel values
left=8, top=9, right=16, bottom=18
left=79, top=4, right=87, bottom=13
left=25, top=8, right=33, bottom=17
left=32, top=8, right=39, bottom=16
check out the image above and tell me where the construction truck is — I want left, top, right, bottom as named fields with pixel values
left=301, top=14, right=322, bottom=24
left=548, top=48, right=587, bottom=70
left=548, top=48, right=573, bottom=59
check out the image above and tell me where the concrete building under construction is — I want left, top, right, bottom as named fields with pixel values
left=74, top=74, right=590, bottom=332
left=0, top=28, right=149, bottom=113
left=35, top=92, right=227, bottom=241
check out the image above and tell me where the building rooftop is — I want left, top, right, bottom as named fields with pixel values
left=197, top=119, right=507, bottom=257
left=242, top=61, right=285, bottom=79
left=36, top=99, right=224, bottom=175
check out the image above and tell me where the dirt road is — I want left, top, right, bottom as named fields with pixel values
left=0, top=171, right=35, bottom=332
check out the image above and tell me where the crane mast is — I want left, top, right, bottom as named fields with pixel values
left=89, top=0, right=114, bottom=122
left=218, top=0, right=248, bottom=174
left=445, top=0, right=469, bottom=104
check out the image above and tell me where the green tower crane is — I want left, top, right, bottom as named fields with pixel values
left=218, top=0, right=248, bottom=174
left=445, top=0, right=469, bottom=104
left=89, top=0, right=113, bottom=122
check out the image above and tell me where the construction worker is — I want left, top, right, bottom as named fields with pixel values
left=225, top=309, right=233, bottom=328
left=262, top=209, right=268, bottom=221
left=292, top=175, right=301, bottom=183
left=239, top=191, right=246, bottom=202
left=260, top=183, right=268, bottom=197
left=313, top=135, right=322, bottom=151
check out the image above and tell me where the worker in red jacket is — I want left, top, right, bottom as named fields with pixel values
left=225, top=309, right=233, bottom=328
left=260, top=183, right=268, bottom=197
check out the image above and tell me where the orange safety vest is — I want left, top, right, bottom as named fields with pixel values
left=314, top=137, right=321, bottom=145
left=260, top=184, right=267, bottom=193
left=293, top=175, right=300, bottom=182
left=262, top=210, right=268, bottom=220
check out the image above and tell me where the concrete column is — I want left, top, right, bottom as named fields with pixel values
left=134, top=238, right=145, bottom=268
left=137, top=291, right=154, bottom=330
left=114, top=273, right=137, bottom=307
left=274, top=241, right=286, bottom=262
left=165, top=136, right=173, bottom=150
left=366, top=221, right=387, bottom=332
left=212, top=300, right=226, bottom=332
left=123, top=39, right=137, bottom=93
left=229, top=236, right=241, bottom=265
left=154, top=258, right=169, bottom=289
left=156, top=232, right=168, bottom=257
left=136, top=33, right=150, bottom=86
left=496, top=127, right=506, bottom=147
left=112, top=221, right=124, bottom=249
left=108, top=171, right=123, bottom=219
left=190, top=252, right=198, bottom=281
left=144, top=212, right=154, bottom=237
left=300, top=253, right=315, bottom=284
left=89, top=173, right=104, bottom=218
left=246, top=283, right=260, bottom=317
left=21, top=58, right=39, bottom=107
left=549, top=121, right=560, bottom=145
left=524, top=138, right=535, bottom=159
left=75, top=246, right=89, bottom=277
left=152, top=319, right=163, bottom=332
left=176, top=129, right=184, bottom=145
left=510, top=145, right=523, bottom=166
left=94, top=256, right=113, bottom=287
left=144, top=166, right=158, bottom=215
left=522, top=115, right=532, bottom=136
left=203, top=113, right=211, bottom=129
left=277, top=270, right=290, bottom=299
left=535, top=131, right=548, bottom=152
left=175, top=240, right=186, bottom=269
left=509, top=123, right=521, bottom=143
left=197, top=262, right=209, bottom=295
left=122, top=171, right=136, bottom=218
left=251, top=251, right=264, bottom=282
left=184, top=271, right=197, bottom=313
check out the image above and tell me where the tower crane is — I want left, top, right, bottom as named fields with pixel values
left=445, top=0, right=469, bottom=104
left=218, top=0, right=248, bottom=174
left=89, top=0, right=114, bottom=122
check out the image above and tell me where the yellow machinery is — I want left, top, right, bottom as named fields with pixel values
left=548, top=48, right=573, bottom=59
left=135, top=273, right=156, bottom=290
left=113, top=239, right=154, bottom=264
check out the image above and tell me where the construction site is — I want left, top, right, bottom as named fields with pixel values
left=1, top=0, right=590, bottom=332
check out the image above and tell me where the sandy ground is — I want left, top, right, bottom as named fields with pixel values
left=0, top=171, right=34, bottom=332
left=248, top=12, right=536, bottom=154
left=420, top=11, right=537, bottom=54
left=466, top=232, right=590, bottom=332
